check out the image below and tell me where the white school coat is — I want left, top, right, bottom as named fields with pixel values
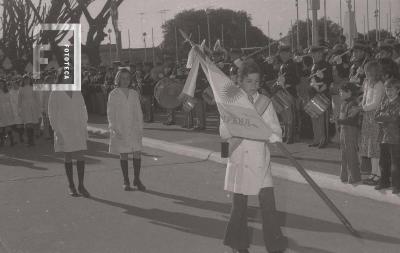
left=0, top=91, right=15, bottom=127
left=9, top=89, right=23, bottom=124
left=18, top=85, right=40, bottom=124
left=219, top=92, right=282, bottom=196
left=107, top=88, right=143, bottom=154
left=48, top=91, right=88, bottom=152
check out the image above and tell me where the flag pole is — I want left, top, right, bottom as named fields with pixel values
left=367, top=0, right=370, bottom=40
left=179, top=28, right=359, bottom=238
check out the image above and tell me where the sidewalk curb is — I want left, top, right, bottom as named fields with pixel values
left=87, top=125, right=400, bottom=206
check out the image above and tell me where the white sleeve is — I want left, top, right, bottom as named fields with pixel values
left=47, top=92, right=59, bottom=132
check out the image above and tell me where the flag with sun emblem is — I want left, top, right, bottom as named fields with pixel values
left=182, top=45, right=272, bottom=141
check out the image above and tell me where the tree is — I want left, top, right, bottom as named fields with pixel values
left=283, top=18, right=343, bottom=52
left=78, top=0, right=124, bottom=66
left=160, top=8, right=274, bottom=61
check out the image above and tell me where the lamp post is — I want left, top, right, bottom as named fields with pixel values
left=108, top=28, right=112, bottom=66
left=205, top=8, right=211, bottom=48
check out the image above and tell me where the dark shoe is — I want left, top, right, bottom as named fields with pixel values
left=363, top=175, right=380, bottom=186
left=393, top=188, right=400, bottom=194
left=374, top=182, right=391, bottom=190
left=193, top=126, right=205, bottom=131
left=68, top=186, right=79, bottom=197
left=308, top=143, right=318, bottom=147
left=78, top=185, right=90, bottom=197
left=163, top=121, right=175, bottom=125
left=133, top=179, right=146, bottom=191
left=286, top=139, right=294, bottom=144
left=123, top=184, right=133, bottom=191
left=318, top=142, right=327, bottom=149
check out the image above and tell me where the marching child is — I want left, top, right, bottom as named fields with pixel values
left=18, top=75, right=40, bottom=146
left=0, top=78, right=15, bottom=146
left=9, top=76, right=24, bottom=143
left=374, top=78, right=400, bottom=194
left=221, top=59, right=287, bottom=253
left=107, top=68, right=145, bottom=191
left=48, top=73, right=90, bottom=197
left=337, top=82, right=361, bottom=183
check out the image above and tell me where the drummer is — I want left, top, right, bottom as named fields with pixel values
left=308, top=45, right=333, bottom=148
left=141, top=62, right=155, bottom=123
left=275, top=44, right=300, bottom=144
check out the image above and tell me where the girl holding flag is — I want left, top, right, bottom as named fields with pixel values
left=220, top=59, right=288, bottom=253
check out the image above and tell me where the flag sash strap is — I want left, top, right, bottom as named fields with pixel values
left=228, top=94, right=271, bottom=156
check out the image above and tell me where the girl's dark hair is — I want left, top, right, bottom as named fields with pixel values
left=237, top=59, right=261, bottom=82
left=379, top=58, right=400, bottom=79
left=339, top=82, right=359, bottom=97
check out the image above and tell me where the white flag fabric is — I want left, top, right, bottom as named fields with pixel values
left=186, top=46, right=272, bottom=141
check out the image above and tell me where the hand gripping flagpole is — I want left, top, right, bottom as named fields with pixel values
left=179, top=29, right=359, bottom=238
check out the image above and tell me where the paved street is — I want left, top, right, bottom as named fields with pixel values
left=1, top=135, right=400, bottom=253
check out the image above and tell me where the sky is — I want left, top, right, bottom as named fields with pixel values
left=6, top=0, right=400, bottom=48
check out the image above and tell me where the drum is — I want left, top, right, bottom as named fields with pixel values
left=271, top=89, right=291, bottom=114
left=202, top=86, right=216, bottom=105
left=154, top=78, right=184, bottom=109
left=304, top=93, right=330, bottom=118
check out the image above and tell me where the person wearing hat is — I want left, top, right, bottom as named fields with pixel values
left=376, top=41, right=394, bottom=60
left=107, top=68, right=146, bottom=191
left=308, top=45, right=333, bottom=148
left=392, top=43, right=400, bottom=66
left=47, top=73, right=90, bottom=197
left=275, top=44, right=300, bottom=144
left=349, top=40, right=370, bottom=87
left=374, top=78, right=400, bottom=194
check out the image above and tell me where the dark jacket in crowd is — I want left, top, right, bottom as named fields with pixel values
left=375, top=96, right=400, bottom=144
left=279, top=58, right=300, bottom=97
left=337, top=98, right=360, bottom=127
left=309, top=60, right=333, bottom=98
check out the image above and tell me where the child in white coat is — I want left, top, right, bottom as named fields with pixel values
left=48, top=74, right=90, bottom=197
left=0, top=78, right=15, bottom=146
left=107, top=68, right=145, bottom=191
left=220, top=59, right=287, bottom=253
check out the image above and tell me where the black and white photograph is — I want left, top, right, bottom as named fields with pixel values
left=0, top=0, right=400, bottom=252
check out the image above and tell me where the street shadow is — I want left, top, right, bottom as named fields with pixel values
left=0, top=157, right=48, bottom=171
left=144, top=190, right=400, bottom=246
left=88, top=195, right=342, bottom=253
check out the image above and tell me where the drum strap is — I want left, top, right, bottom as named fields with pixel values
left=227, top=94, right=271, bottom=156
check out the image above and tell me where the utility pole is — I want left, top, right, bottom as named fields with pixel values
left=324, top=0, right=328, bottom=42
left=296, top=0, right=300, bottom=52
left=311, top=0, right=320, bottom=46
left=367, top=0, right=370, bottom=40
left=307, top=0, right=311, bottom=47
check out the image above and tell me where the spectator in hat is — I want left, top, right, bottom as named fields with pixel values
left=377, top=42, right=394, bottom=60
